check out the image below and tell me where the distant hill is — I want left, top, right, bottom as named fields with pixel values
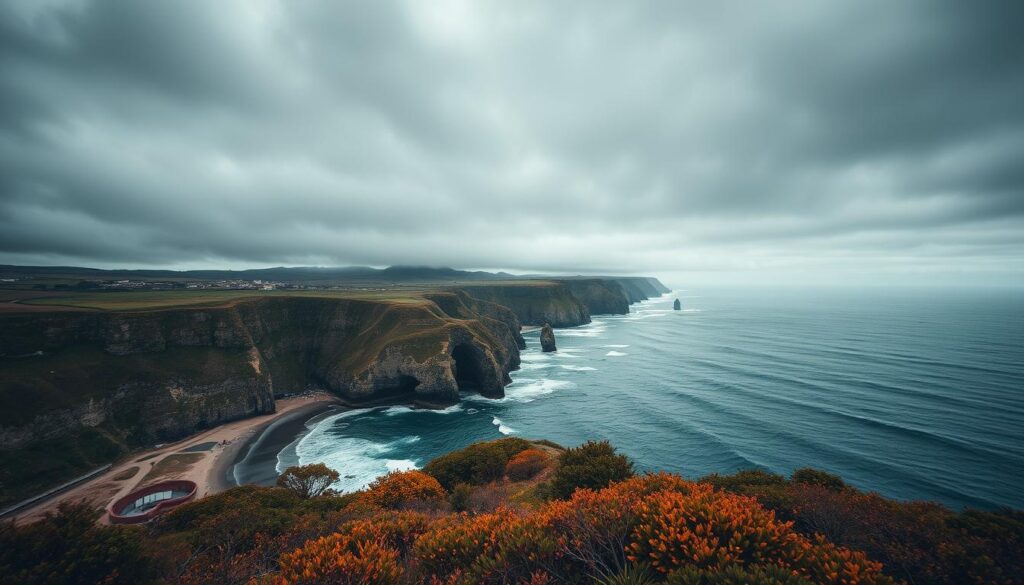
left=0, top=264, right=654, bottom=285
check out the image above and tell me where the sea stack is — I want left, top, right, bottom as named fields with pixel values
left=673, top=298, right=681, bottom=310
left=540, top=322, right=557, bottom=352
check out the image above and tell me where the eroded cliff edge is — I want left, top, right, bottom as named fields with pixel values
left=0, top=275, right=668, bottom=505
left=0, top=291, right=524, bottom=504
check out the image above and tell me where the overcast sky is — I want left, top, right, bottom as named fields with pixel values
left=1, top=1, right=1022, bottom=286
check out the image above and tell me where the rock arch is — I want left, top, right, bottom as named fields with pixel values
left=450, top=343, right=486, bottom=392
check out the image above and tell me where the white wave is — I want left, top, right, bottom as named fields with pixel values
left=519, top=361, right=554, bottom=370
left=492, top=417, right=517, bottom=435
left=383, top=403, right=463, bottom=416
left=466, top=408, right=479, bottom=414
left=560, top=365, right=597, bottom=371
left=559, top=327, right=606, bottom=337
left=385, top=459, right=418, bottom=472
left=290, top=411, right=429, bottom=493
left=606, top=350, right=628, bottom=357
left=500, top=378, right=575, bottom=402
left=604, top=344, right=630, bottom=348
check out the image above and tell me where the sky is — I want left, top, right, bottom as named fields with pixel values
left=1, top=1, right=1022, bottom=287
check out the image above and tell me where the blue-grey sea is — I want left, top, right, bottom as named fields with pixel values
left=277, top=287, right=1024, bottom=510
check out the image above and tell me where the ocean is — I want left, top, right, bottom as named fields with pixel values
left=273, top=287, right=1024, bottom=510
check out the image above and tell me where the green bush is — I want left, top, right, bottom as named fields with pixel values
left=423, top=437, right=531, bottom=490
left=792, top=468, right=846, bottom=490
left=450, top=483, right=473, bottom=512
left=549, top=440, right=634, bottom=499
left=276, top=462, right=340, bottom=498
left=667, top=564, right=815, bottom=585
left=702, top=469, right=787, bottom=492
left=0, top=502, right=158, bottom=585
left=594, top=563, right=655, bottom=585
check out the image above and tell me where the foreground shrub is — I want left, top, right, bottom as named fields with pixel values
left=666, top=563, right=814, bottom=585
left=0, top=502, right=158, bottom=585
left=363, top=470, right=446, bottom=510
left=791, top=468, right=845, bottom=491
left=627, top=484, right=800, bottom=573
left=549, top=440, right=634, bottom=499
left=273, top=533, right=403, bottom=585
left=342, top=511, right=435, bottom=556
left=152, top=486, right=355, bottom=585
left=277, top=463, right=340, bottom=498
left=784, top=483, right=1024, bottom=585
left=506, top=448, right=549, bottom=481
left=270, top=470, right=898, bottom=584
left=449, top=483, right=473, bottom=512
left=423, top=438, right=531, bottom=489
left=595, top=563, right=655, bottom=585
left=627, top=483, right=893, bottom=584
left=413, top=510, right=512, bottom=579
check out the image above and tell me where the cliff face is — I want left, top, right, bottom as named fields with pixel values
left=557, top=279, right=630, bottom=315
left=0, top=294, right=522, bottom=504
left=451, top=282, right=591, bottom=327
left=451, top=277, right=670, bottom=327
left=610, top=277, right=670, bottom=303
left=0, top=296, right=523, bottom=449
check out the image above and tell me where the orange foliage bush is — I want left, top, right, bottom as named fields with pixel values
left=626, top=479, right=892, bottom=585
left=343, top=511, right=435, bottom=556
left=273, top=532, right=403, bottom=585
left=505, top=448, right=549, bottom=481
left=362, top=470, right=446, bottom=510
left=413, top=510, right=512, bottom=579
left=270, top=472, right=896, bottom=585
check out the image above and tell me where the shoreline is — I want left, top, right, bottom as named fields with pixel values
left=9, top=393, right=340, bottom=525
left=228, top=400, right=346, bottom=488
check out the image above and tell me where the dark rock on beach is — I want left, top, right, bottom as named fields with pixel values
left=673, top=298, right=681, bottom=310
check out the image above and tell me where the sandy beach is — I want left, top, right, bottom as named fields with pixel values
left=10, top=393, right=340, bottom=525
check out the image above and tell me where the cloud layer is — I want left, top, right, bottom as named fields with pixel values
left=1, top=0, right=1022, bottom=284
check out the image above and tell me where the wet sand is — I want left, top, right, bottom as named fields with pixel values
left=230, top=401, right=345, bottom=487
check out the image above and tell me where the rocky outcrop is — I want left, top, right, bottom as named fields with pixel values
left=540, top=324, right=557, bottom=352
left=674, top=298, right=681, bottom=310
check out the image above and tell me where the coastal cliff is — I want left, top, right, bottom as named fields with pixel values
left=451, top=277, right=668, bottom=326
left=451, top=282, right=591, bottom=327
left=608, top=276, right=670, bottom=303
left=0, top=293, right=522, bottom=505
left=557, top=279, right=630, bottom=315
left=0, top=275, right=667, bottom=506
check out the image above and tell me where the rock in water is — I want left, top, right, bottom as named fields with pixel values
left=673, top=298, right=681, bottom=311
left=540, top=323, right=557, bottom=352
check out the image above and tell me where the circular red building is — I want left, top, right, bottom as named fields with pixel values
left=108, top=480, right=197, bottom=524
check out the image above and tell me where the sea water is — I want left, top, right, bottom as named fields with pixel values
left=279, top=287, right=1024, bottom=509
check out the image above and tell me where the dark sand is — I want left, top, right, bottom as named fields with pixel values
left=229, top=401, right=344, bottom=487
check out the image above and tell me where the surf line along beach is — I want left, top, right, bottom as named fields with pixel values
left=8, top=393, right=340, bottom=525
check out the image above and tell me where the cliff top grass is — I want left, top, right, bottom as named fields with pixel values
left=0, top=288, right=436, bottom=313
left=0, top=279, right=576, bottom=314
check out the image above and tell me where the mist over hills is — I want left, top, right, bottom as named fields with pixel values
left=0, top=264, right=585, bottom=284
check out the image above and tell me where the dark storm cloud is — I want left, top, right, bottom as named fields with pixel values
left=1, top=0, right=1022, bottom=283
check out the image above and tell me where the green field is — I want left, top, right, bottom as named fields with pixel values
left=0, top=279, right=567, bottom=313
left=0, top=288, right=437, bottom=312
